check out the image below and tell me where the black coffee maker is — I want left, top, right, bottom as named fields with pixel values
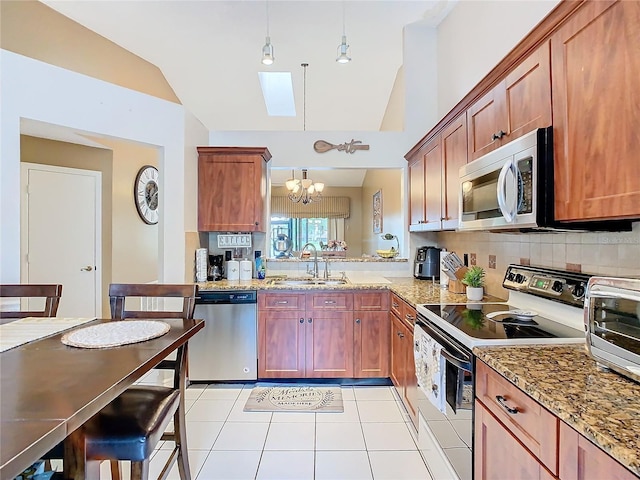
left=208, top=255, right=224, bottom=281
left=414, top=246, right=441, bottom=280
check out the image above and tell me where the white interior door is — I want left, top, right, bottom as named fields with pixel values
left=21, top=163, right=101, bottom=317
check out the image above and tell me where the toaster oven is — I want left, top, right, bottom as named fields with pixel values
left=585, top=277, right=640, bottom=383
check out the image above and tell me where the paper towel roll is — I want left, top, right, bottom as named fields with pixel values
left=240, top=259, right=253, bottom=281
left=195, top=248, right=208, bottom=282
left=439, top=249, right=449, bottom=288
left=227, top=260, right=240, bottom=281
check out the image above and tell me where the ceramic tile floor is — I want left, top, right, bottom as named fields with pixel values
left=97, top=383, right=434, bottom=480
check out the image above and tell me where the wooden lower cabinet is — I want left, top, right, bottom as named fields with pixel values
left=258, top=290, right=388, bottom=379
left=559, top=421, right=637, bottom=480
left=354, top=310, right=389, bottom=378
left=306, top=310, right=353, bottom=378
left=389, top=296, right=418, bottom=425
left=475, top=401, right=555, bottom=480
left=258, top=309, right=306, bottom=378
left=476, top=360, right=638, bottom=480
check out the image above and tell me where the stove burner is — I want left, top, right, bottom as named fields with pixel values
left=490, top=316, right=539, bottom=326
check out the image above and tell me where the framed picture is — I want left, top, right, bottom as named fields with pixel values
left=373, top=190, right=382, bottom=233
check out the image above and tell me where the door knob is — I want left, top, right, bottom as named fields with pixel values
left=80, top=266, right=93, bottom=271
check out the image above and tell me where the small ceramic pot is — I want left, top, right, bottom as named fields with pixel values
left=466, top=286, right=484, bottom=301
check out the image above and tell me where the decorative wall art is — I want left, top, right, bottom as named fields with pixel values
left=313, top=139, right=370, bottom=154
left=373, top=190, right=382, bottom=234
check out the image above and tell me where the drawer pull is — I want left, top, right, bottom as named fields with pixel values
left=496, top=395, right=519, bottom=414
left=324, top=300, right=337, bottom=305
left=275, top=300, right=289, bottom=304
left=299, top=318, right=304, bottom=323
left=392, top=303, right=399, bottom=308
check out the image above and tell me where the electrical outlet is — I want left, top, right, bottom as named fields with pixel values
left=469, top=253, right=477, bottom=266
left=489, top=255, right=497, bottom=269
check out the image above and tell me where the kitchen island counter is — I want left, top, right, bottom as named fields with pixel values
left=475, top=344, right=640, bottom=477
left=197, top=276, right=504, bottom=307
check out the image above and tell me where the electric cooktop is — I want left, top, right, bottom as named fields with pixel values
left=418, top=302, right=584, bottom=342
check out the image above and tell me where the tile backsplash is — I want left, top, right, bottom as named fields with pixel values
left=428, top=222, right=640, bottom=298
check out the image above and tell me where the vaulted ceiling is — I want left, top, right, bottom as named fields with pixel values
left=41, top=1, right=456, bottom=133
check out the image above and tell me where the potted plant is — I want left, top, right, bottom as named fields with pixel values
left=462, top=266, right=485, bottom=301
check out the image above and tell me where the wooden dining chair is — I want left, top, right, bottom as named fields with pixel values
left=69, top=283, right=199, bottom=480
left=0, top=284, right=63, bottom=323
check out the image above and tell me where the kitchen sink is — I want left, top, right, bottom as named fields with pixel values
left=268, top=278, right=348, bottom=286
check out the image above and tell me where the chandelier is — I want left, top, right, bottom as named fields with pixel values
left=286, top=169, right=324, bottom=204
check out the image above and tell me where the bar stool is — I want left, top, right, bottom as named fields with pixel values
left=65, top=283, right=198, bottom=480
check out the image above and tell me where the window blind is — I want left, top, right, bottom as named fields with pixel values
left=271, top=196, right=350, bottom=218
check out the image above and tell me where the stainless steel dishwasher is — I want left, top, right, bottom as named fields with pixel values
left=188, top=290, right=257, bottom=381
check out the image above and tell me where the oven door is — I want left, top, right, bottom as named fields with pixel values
left=414, top=317, right=473, bottom=480
left=416, top=318, right=473, bottom=414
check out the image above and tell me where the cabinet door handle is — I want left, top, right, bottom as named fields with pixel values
left=496, top=395, right=519, bottom=414
left=405, top=314, right=414, bottom=322
left=276, top=300, right=289, bottom=304
left=308, top=318, right=313, bottom=323
left=398, top=332, right=405, bottom=338
left=324, top=300, right=337, bottom=305
left=254, top=221, right=259, bottom=226
left=355, top=318, right=361, bottom=324
left=299, top=318, right=304, bottom=323
left=491, top=130, right=506, bottom=141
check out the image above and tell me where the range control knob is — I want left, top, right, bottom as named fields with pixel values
left=573, top=284, right=585, bottom=299
left=552, top=281, right=564, bottom=293
left=507, top=272, right=516, bottom=282
left=514, top=274, right=525, bottom=284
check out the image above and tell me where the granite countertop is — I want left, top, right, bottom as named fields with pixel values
left=475, top=345, right=640, bottom=476
left=197, top=276, right=504, bottom=307
left=266, top=257, right=409, bottom=263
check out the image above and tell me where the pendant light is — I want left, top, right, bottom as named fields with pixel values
left=336, top=2, right=351, bottom=64
left=286, top=63, right=324, bottom=204
left=261, top=1, right=274, bottom=65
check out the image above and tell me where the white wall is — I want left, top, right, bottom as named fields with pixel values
left=436, top=0, right=561, bottom=118
left=0, top=50, right=191, bottom=283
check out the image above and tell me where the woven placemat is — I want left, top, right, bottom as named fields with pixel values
left=61, top=320, right=170, bottom=349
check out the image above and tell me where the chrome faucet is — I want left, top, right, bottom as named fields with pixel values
left=300, top=243, right=318, bottom=278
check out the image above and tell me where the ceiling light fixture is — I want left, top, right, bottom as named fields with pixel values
left=286, top=168, right=324, bottom=204
left=286, top=63, right=325, bottom=204
left=261, top=1, right=274, bottom=65
left=336, top=2, right=351, bottom=64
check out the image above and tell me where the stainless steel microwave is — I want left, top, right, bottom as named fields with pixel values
left=457, top=127, right=631, bottom=232
left=585, top=277, right=640, bottom=383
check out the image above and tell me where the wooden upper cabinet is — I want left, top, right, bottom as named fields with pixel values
left=197, top=147, right=271, bottom=232
left=467, top=41, right=551, bottom=161
left=408, top=153, right=426, bottom=228
left=408, top=136, right=442, bottom=231
left=551, top=0, right=640, bottom=221
left=424, top=136, right=443, bottom=230
left=441, top=114, right=468, bottom=230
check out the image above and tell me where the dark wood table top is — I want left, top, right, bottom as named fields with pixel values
left=0, top=318, right=203, bottom=480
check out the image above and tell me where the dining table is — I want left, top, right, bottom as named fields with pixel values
left=0, top=317, right=204, bottom=480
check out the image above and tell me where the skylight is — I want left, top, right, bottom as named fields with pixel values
left=258, top=72, right=295, bottom=117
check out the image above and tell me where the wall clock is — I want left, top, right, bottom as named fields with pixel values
left=134, top=165, right=159, bottom=225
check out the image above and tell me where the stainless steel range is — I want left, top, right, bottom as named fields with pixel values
left=414, top=264, right=590, bottom=480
